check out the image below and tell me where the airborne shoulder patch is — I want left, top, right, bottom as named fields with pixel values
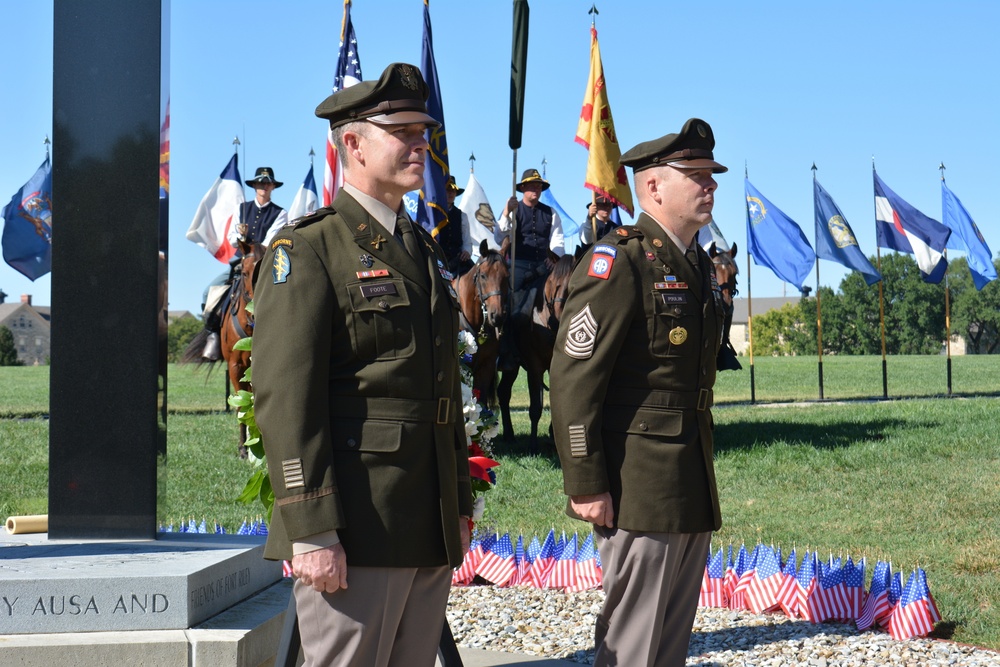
left=564, top=304, right=599, bottom=359
left=273, top=246, right=291, bottom=284
left=270, top=237, right=293, bottom=251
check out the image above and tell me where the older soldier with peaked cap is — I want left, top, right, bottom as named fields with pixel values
left=550, top=118, right=728, bottom=667
left=252, top=62, right=472, bottom=666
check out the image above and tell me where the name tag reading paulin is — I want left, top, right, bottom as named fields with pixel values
left=359, top=282, right=398, bottom=299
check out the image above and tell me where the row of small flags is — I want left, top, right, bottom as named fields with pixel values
left=158, top=518, right=268, bottom=536
left=700, top=543, right=940, bottom=641
left=453, top=530, right=602, bottom=593
left=451, top=533, right=941, bottom=642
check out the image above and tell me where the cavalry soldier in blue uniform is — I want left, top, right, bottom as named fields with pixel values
left=228, top=166, right=289, bottom=249
left=252, top=62, right=472, bottom=666
left=496, top=168, right=565, bottom=369
left=579, top=194, right=619, bottom=251
left=550, top=118, right=728, bottom=667
left=438, top=175, right=474, bottom=276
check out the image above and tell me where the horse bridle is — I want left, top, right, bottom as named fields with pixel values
left=712, top=257, right=739, bottom=298
left=228, top=256, right=259, bottom=339
left=471, top=257, right=507, bottom=338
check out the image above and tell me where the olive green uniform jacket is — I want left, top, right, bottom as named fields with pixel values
left=550, top=213, right=725, bottom=534
left=252, top=191, right=473, bottom=567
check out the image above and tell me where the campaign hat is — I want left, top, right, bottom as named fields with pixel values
left=246, top=167, right=283, bottom=188
left=515, top=168, right=550, bottom=192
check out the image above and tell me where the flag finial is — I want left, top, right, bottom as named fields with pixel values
left=309, top=147, right=316, bottom=164
left=589, top=4, right=599, bottom=25
left=939, top=162, right=946, bottom=181
left=541, top=156, right=547, bottom=178
left=469, top=152, right=476, bottom=173
left=233, top=136, right=241, bottom=152
left=43, top=135, right=51, bottom=158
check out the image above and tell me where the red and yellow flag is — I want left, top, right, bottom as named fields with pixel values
left=575, top=26, right=633, bottom=217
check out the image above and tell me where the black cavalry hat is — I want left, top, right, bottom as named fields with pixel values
left=515, top=168, right=550, bottom=192
left=246, top=167, right=283, bottom=188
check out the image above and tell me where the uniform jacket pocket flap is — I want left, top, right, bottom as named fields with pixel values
left=331, top=418, right=403, bottom=452
left=603, top=406, right=683, bottom=438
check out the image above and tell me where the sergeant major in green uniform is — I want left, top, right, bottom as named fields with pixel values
left=252, top=62, right=472, bottom=667
left=550, top=118, right=728, bottom=667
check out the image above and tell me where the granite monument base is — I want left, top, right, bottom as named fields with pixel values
left=0, top=578, right=295, bottom=667
left=0, top=532, right=282, bottom=634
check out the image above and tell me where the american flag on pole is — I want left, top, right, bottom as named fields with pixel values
left=729, top=544, right=755, bottom=611
left=746, top=545, right=783, bottom=614
left=567, top=533, right=602, bottom=592
left=548, top=533, right=579, bottom=590
left=843, top=557, right=866, bottom=621
left=723, top=545, right=738, bottom=603
left=507, top=535, right=529, bottom=587
left=796, top=552, right=819, bottom=622
left=476, top=532, right=516, bottom=586
left=774, top=548, right=799, bottom=618
left=323, top=0, right=363, bottom=206
left=888, top=569, right=940, bottom=640
left=529, top=530, right=557, bottom=588
left=881, top=569, right=904, bottom=630
left=857, top=559, right=891, bottom=631
left=453, top=532, right=484, bottom=585
left=808, top=558, right=843, bottom=623
left=699, top=546, right=728, bottom=608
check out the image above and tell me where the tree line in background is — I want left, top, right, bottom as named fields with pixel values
left=752, top=254, right=1000, bottom=357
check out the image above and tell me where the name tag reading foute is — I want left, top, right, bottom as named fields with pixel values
left=359, top=282, right=398, bottom=299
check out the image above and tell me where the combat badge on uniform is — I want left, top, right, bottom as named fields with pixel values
left=587, top=245, right=617, bottom=280
left=272, top=246, right=291, bottom=284
left=669, top=326, right=688, bottom=345
left=564, top=304, right=598, bottom=359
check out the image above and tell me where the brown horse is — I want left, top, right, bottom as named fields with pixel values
left=497, top=250, right=577, bottom=454
left=221, top=238, right=265, bottom=394
left=709, top=241, right=742, bottom=371
left=453, top=238, right=511, bottom=407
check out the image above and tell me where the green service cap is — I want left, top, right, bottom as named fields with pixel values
left=620, top=118, right=728, bottom=174
left=315, top=62, right=440, bottom=130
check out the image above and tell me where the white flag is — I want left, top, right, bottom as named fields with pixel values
left=460, top=173, right=499, bottom=258
left=289, top=164, right=319, bottom=221
left=186, top=154, right=244, bottom=264
left=698, top=218, right=731, bottom=252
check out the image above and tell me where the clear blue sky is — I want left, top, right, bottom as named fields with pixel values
left=2, top=0, right=998, bottom=314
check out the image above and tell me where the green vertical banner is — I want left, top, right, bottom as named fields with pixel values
left=509, top=0, right=529, bottom=150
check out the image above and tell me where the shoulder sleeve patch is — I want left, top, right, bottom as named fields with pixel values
left=564, top=304, right=599, bottom=359
left=272, top=246, right=291, bottom=284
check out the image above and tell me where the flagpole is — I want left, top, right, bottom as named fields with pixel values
left=940, top=162, right=952, bottom=396
left=589, top=4, right=600, bottom=246
left=745, top=163, right=756, bottom=404
left=872, top=159, right=888, bottom=399
left=812, top=163, right=824, bottom=400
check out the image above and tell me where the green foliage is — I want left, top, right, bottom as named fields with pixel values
left=166, top=315, right=203, bottom=362
left=0, top=325, right=23, bottom=366
left=948, top=256, right=1000, bottom=354
left=750, top=303, right=811, bottom=356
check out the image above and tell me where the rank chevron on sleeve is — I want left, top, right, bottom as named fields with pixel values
left=564, top=304, right=599, bottom=359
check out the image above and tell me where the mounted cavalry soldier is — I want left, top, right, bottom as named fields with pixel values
left=437, top=175, right=474, bottom=277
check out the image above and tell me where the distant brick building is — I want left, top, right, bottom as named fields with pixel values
left=0, top=294, right=51, bottom=366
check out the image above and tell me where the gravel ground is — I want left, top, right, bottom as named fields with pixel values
left=447, top=586, right=1000, bottom=666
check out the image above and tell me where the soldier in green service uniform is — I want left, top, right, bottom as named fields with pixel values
left=549, top=118, right=728, bottom=667
left=251, top=62, right=473, bottom=666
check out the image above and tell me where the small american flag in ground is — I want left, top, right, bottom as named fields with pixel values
left=889, top=569, right=939, bottom=640
left=548, top=533, right=579, bottom=590
left=880, top=570, right=904, bottom=630
left=774, top=548, right=799, bottom=618
left=857, top=559, right=891, bottom=631
left=476, top=533, right=516, bottom=586
left=796, top=552, right=818, bottom=622
left=699, top=546, right=728, bottom=608
left=508, top=535, right=529, bottom=587
left=529, top=530, right=557, bottom=588
left=567, top=533, right=602, bottom=592
left=729, top=544, right=755, bottom=611
left=843, top=557, right=866, bottom=620
left=746, top=545, right=782, bottom=614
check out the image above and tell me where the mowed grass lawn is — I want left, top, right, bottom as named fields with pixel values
left=2, top=358, right=999, bottom=649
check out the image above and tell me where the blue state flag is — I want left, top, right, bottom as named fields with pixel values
left=2, top=157, right=53, bottom=281
left=874, top=171, right=950, bottom=283
left=416, top=1, right=450, bottom=236
left=814, top=179, right=881, bottom=285
left=942, top=182, right=996, bottom=290
left=745, top=179, right=815, bottom=291
left=540, top=187, right=577, bottom=254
